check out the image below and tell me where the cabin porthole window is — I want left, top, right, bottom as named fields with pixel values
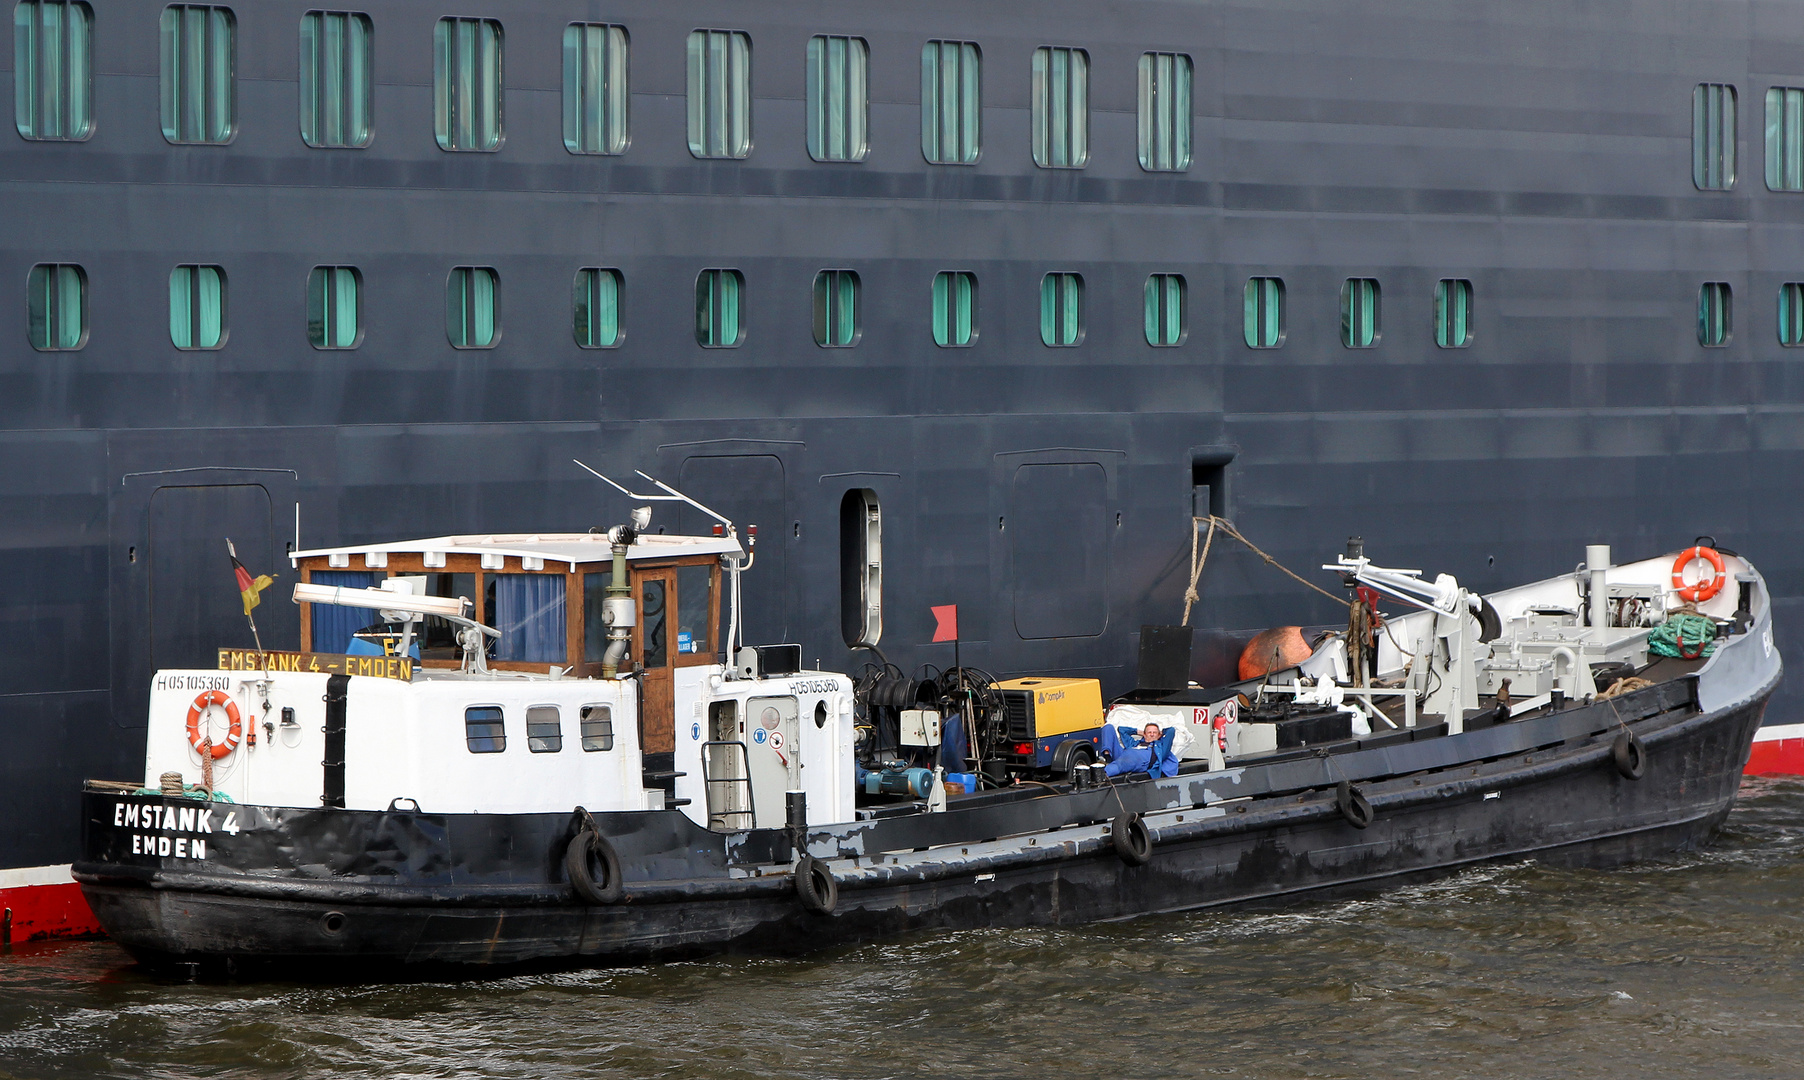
left=580, top=704, right=614, bottom=751
left=465, top=705, right=505, bottom=753
left=526, top=705, right=562, bottom=753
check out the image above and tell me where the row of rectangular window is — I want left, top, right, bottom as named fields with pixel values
left=23, top=264, right=1790, bottom=353
left=12, top=4, right=1191, bottom=172
left=24, top=7, right=1804, bottom=196
left=464, top=703, right=614, bottom=754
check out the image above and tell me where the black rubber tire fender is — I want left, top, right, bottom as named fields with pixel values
left=795, top=855, right=838, bottom=916
left=1612, top=732, right=1646, bottom=780
left=1111, top=812, right=1153, bottom=866
left=1336, top=781, right=1375, bottom=829
left=565, top=828, right=624, bottom=905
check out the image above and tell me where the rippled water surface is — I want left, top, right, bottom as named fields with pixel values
left=4, top=777, right=1804, bottom=1080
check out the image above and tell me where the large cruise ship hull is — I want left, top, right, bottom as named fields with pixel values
left=8, top=0, right=1804, bottom=936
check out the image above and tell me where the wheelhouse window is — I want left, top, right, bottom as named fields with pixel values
left=1040, top=272, right=1082, bottom=346
left=484, top=573, right=566, bottom=663
left=813, top=269, right=860, bottom=347
left=921, top=40, right=980, bottom=164
left=169, top=264, right=226, bottom=349
left=1342, top=278, right=1380, bottom=348
left=1781, top=282, right=1804, bottom=346
left=1244, top=277, right=1284, bottom=349
left=1031, top=46, right=1087, bottom=169
left=1694, top=82, right=1736, bottom=190
left=307, top=265, right=361, bottom=348
left=26, top=263, right=85, bottom=351
left=299, top=10, right=372, bottom=148
left=1137, top=52, right=1190, bottom=172
left=807, top=35, right=867, bottom=162
left=526, top=705, right=562, bottom=753
left=696, top=268, right=743, bottom=347
left=687, top=29, right=750, bottom=159
left=465, top=706, right=505, bottom=753
left=1699, top=282, right=1731, bottom=347
left=446, top=266, right=498, bottom=348
left=160, top=5, right=235, bottom=144
left=1434, top=278, right=1472, bottom=348
left=434, top=17, right=501, bottom=152
left=14, top=0, right=93, bottom=140
left=932, top=271, right=976, bottom=347
left=1144, top=273, right=1185, bottom=347
left=563, top=23, right=626, bottom=155
left=582, top=569, right=612, bottom=663
left=675, top=564, right=713, bottom=657
left=580, top=704, right=614, bottom=751
left=573, top=268, right=621, bottom=348
left=1767, top=87, right=1804, bottom=191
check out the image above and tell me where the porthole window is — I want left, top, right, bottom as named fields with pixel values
left=526, top=705, right=562, bottom=753
left=580, top=704, right=614, bottom=751
left=465, top=705, right=505, bottom=753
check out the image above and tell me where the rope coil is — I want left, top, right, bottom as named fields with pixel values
left=1182, top=515, right=1351, bottom=626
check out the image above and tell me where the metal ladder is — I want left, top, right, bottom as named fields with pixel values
left=701, top=740, right=755, bottom=831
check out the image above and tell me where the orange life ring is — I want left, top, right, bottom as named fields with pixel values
left=185, top=690, right=242, bottom=760
left=1671, top=545, right=1727, bottom=604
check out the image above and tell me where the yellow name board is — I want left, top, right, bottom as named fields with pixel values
left=217, top=649, right=414, bottom=682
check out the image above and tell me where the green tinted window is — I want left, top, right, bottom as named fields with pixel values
left=1144, top=274, right=1185, bottom=347
left=932, top=271, right=976, bottom=347
left=696, top=269, right=743, bottom=347
left=922, top=40, right=980, bottom=164
left=1698, top=282, right=1731, bottom=347
left=446, top=266, right=498, bottom=348
left=1434, top=279, right=1472, bottom=348
left=160, top=5, right=235, bottom=144
left=574, top=268, right=621, bottom=348
left=1244, top=277, right=1284, bottom=349
left=434, top=17, right=501, bottom=151
left=14, top=0, right=93, bottom=140
left=26, top=263, right=84, bottom=350
left=1031, top=46, right=1087, bottom=169
left=813, top=270, right=859, bottom=347
left=1766, top=87, right=1803, bottom=191
left=807, top=35, right=867, bottom=162
left=1040, top=273, right=1082, bottom=346
left=1342, top=278, right=1380, bottom=348
left=169, top=265, right=225, bottom=349
left=687, top=29, right=750, bottom=159
left=307, top=266, right=360, bottom=348
left=1694, top=83, right=1736, bottom=190
left=563, top=23, right=626, bottom=155
left=1782, top=282, right=1804, bottom=346
left=299, top=11, right=372, bottom=148
left=1137, top=52, right=1190, bottom=172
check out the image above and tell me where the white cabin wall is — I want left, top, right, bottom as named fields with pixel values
left=144, top=671, right=336, bottom=810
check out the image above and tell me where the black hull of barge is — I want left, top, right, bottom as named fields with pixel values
left=76, top=683, right=1769, bottom=976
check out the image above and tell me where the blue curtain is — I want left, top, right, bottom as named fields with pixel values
left=492, top=574, right=566, bottom=662
left=310, top=571, right=379, bottom=653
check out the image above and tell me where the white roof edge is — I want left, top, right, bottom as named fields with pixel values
left=292, top=533, right=744, bottom=565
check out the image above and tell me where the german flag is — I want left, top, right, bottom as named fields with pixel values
left=231, top=552, right=275, bottom=615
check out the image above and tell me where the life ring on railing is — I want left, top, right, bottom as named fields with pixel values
left=185, top=690, right=242, bottom=759
left=1671, top=546, right=1727, bottom=604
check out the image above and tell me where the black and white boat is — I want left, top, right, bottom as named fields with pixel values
left=73, top=487, right=1781, bottom=975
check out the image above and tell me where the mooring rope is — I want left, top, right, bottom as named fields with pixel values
left=1182, top=515, right=1352, bottom=626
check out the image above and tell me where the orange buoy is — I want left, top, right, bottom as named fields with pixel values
left=1238, top=626, right=1313, bottom=681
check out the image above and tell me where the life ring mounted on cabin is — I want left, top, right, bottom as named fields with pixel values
left=1671, top=545, right=1727, bottom=604
left=185, top=690, right=243, bottom=759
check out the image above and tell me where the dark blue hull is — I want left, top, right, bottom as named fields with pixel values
left=6, top=0, right=1802, bottom=872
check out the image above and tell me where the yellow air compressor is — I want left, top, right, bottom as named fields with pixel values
left=993, top=677, right=1105, bottom=774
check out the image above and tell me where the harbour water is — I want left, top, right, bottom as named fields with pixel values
left=4, top=777, right=1802, bottom=1080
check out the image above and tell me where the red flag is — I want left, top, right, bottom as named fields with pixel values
left=931, top=604, right=958, bottom=643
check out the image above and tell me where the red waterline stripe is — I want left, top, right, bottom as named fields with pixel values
left=0, top=881, right=104, bottom=943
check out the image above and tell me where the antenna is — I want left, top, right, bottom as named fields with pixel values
left=571, top=460, right=736, bottom=532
